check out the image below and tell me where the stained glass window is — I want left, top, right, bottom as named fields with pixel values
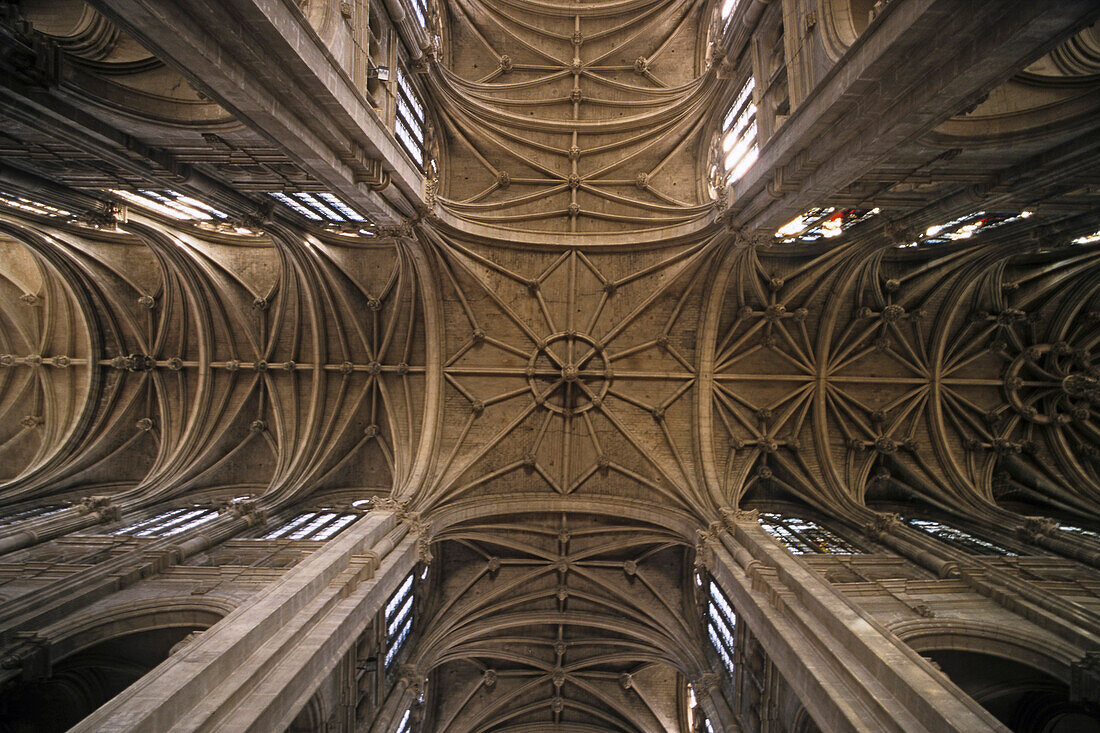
left=721, top=77, right=757, bottom=184
left=1072, top=229, right=1100, bottom=245
left=758, top=513, right=860, bottom=555
left=396, top=68, right=426, bottom=167
left=261, top=511, right=360, bottom=541
left=903, top=210, right=1032, bottom=247
left=111, top=506, right=220, bottom=537
left=385, top=573, right=415, bottom=670
left=774, top=207, right=880, bottom=243
left=903, top=518, right=1016, bottom=556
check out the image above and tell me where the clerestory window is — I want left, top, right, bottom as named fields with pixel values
left=111, top=506, right=220, bottom=538
left=267, top=191, right=367, bottom=223
left=707, top=580, right=737, bottom=688
left=395, top=68, right=426, bottom=168
left=758, top=512, right=860, bottom=555
left=385, top=573, right=415, bottom=671
left=394, top=706, right=412, bottom=733
left=0, top=503, right=70, bottom=526
left=903, top=518, right=1016, bottom=556
left=261, top=510, right=360, bottom=541
left=774, top=207, right=880, bottom=243
left=720, top=77, right=758, bottom=184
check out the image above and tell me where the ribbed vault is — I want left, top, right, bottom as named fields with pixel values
left=416, top=513, right=700, bottom=732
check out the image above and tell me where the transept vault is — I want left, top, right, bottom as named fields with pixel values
left=0, top=0, right=1099, bottom=731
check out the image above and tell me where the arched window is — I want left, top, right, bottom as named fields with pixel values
left=903, top=518, right=1016, bottom=556
left=758, top=512, right=860, bottom=555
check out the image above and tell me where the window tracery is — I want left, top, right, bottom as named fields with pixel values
left=903, top=518, right=1017, bottom=556
left=758, top=512, right=861, bottom=555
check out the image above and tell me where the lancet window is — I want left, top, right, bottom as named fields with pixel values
left=110, top=506, right=220, bottom=538
left=395, top=67, right=426, bottom=167
left=758, top=512, right=860, bottom=555
left=903, top=518, right=1016, bottom=556
left=385, top=573, right=415, bottom=671
left=261, top=510, right=360, bottom=541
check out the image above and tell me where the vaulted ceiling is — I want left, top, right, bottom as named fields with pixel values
left=1, top=0, right=1100, bottom=729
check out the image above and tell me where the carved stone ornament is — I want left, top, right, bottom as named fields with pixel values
left=720, top=506, right=759, bottom=528
left=1018, top=516, right=1059, bottom=542
left=864, top=512, right=900, bottom=539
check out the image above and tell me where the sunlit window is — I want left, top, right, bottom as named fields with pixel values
left=261, top=511, right=360, bottom=541
left=1072, top=229, right=1100, bottom=245
left=110, top=189, right=228, bottom=221
left=267, top=191, right=367, bottom=223
left=395, top=68, right=426, bottom=167
left=410, top=0, right=428, bottom=28
left=0, top=504, right=70, bottom=526
left=111, top=506, right=220, bottom=538
left=394, top=707, right=412, bottom=733
left=904, top=518, right=1016, bottom=556
left=385, top=573, right=415, bottom=670
left=758, top=512, right=860, bottom=555
left=707, top=581, right=737, bottom=685
left=1058, top=523, right=1100, bottom=542
left=903, top=210, right=1032, bottom=247
left=0, top=192, right=73, bottom=218
left=774, top=207, right=880, bottom=243
left=720, top=77, right=758, bottom=184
